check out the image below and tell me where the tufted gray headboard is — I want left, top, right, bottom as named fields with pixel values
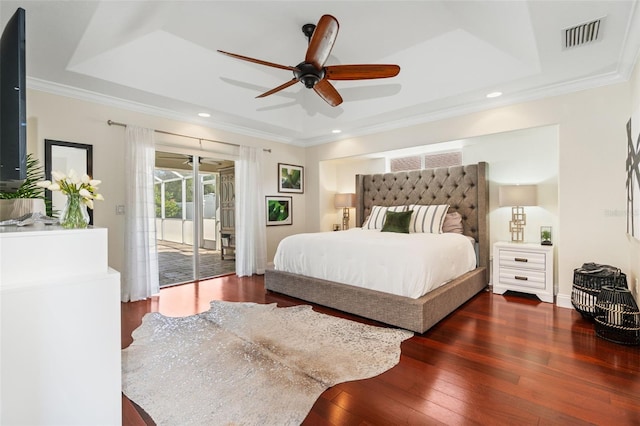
left=355, top=162, right=489, bottom=272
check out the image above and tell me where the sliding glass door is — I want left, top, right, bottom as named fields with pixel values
left=154, top=151, right=235, bottom=287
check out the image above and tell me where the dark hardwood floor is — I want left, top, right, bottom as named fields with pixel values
left=121, top=275, right=640, bottom=425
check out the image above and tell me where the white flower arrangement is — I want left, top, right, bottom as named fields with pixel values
left=37, top=169, right=104, bottom=209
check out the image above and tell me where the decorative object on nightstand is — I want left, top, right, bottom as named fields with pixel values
left=492, top=241, right=554, bottom=303
left=594, top=269, right=640, bottom=345
left=334, top=193, right=356, bottom=230
left=540, top=226, right=552, bottom=245
left=571, top=263, right=627, bottom=319
left=498, top=184, right=537, bottom=242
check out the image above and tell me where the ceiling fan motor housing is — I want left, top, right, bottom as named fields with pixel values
left=294, top=62, right=325, bottom=88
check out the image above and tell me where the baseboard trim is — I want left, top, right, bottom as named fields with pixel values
left=556, top=293, right=573, bottom=309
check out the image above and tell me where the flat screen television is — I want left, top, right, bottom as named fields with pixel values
left=0, top=7, right=26, bottom=192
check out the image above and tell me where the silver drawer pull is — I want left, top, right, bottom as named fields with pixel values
left=514, top=257, right=528, bottom=262
left=514, top=275, right=528, bottom=281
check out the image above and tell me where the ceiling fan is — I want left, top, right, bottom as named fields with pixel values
left=157, top=153, right=223, bottom=167
left=218, top=14, right=400, bottom=107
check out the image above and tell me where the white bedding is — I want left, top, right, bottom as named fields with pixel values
left=273, top=229, right=477, bottom=299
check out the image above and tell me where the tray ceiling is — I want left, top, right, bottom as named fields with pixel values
left=2, top=1, right=639, bottom=146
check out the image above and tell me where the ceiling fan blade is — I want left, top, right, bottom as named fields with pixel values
left=256, top=78, right=298, bottom=98
left=313, top=79, right=343, bottom=107
left=217, top=50, right=298, bottom=72
left=305, top=14, right=339, bottom=70
left=325, top=64, right=400, bottom=80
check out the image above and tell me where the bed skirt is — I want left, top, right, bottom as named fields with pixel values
left=265, top=267, right=487, bottom=333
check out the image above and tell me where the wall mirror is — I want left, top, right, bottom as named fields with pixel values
left=44, top=139, right=94, bottom=224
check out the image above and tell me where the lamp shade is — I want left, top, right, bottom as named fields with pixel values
left=499, top=185, right=537, bottom=207
left=334, top=193, right=356, bottom=209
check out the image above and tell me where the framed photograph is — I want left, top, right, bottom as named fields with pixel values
left=278, top=163, right=304, bottom=193
left=266, top=196, right=292, bottom=226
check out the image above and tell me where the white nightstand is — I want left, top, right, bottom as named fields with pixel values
left=492, top=242, right=554, bottom=303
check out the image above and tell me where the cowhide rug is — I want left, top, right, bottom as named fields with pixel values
left=122, top=300, right=413, bottom=425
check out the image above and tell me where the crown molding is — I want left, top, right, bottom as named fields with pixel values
left=26, top=77, right=294, bottom=145
left=28, top=67, right=630, bottom=149
left=299, top=70, right=629, bottom=147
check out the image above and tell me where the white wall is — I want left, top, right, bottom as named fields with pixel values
left=26, top=89, right=305, bottom=272
left=319, top=157, right=385, bottom=231
left=306, top=83, right=630, bottom=307
left=463, top=126, right=558, bottom=249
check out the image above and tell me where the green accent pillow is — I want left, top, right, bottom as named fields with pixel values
left=381, top=210, right=413, bottom=234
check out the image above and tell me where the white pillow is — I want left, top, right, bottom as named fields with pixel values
left=362, top=205, right=406, bottom=230
left=408, top=204, right=449, bottom=233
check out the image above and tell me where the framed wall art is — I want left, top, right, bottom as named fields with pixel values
left=266, top=196, right=292, bottom=226
left=627, top=117, right=640, bottom=241
left=278, top=163, right=304, bottom=194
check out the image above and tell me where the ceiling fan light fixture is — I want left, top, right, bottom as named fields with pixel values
left=302, top=75, right=320, bottom=88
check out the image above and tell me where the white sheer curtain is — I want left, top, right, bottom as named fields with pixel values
left=121, top=126, right=160, bottom=302
left=235, top=146, right=267, bottom=276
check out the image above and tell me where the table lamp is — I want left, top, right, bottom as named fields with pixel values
left=499, top=184, right=537, bottom=242
left=334, top=193, right=356, bottom=230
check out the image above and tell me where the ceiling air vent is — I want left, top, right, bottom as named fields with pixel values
left=563, top=18, right=603, bottom=49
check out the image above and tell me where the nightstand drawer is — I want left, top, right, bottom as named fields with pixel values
left=498, top=249, right=546, bottom=271
left=498, top=268, right=546, bottom=289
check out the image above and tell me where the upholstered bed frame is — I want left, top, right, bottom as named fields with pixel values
left=265, top=162, right=489, bottom=333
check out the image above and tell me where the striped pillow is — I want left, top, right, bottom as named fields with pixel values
left=408, top=204, right=450, bottom=233
left=362, top=205, right=406, bottom=230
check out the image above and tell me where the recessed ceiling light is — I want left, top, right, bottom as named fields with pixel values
left=486, top=91, right=502, bottom=98
left=332, top=129, right=342, bottom=134
left=198, top=112, right=211, bottom=118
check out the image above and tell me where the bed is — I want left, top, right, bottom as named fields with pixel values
left=265, top=162, right=489, bottom=333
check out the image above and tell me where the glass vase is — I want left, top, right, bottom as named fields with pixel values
left=60, top=192, right=89, bottom=229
